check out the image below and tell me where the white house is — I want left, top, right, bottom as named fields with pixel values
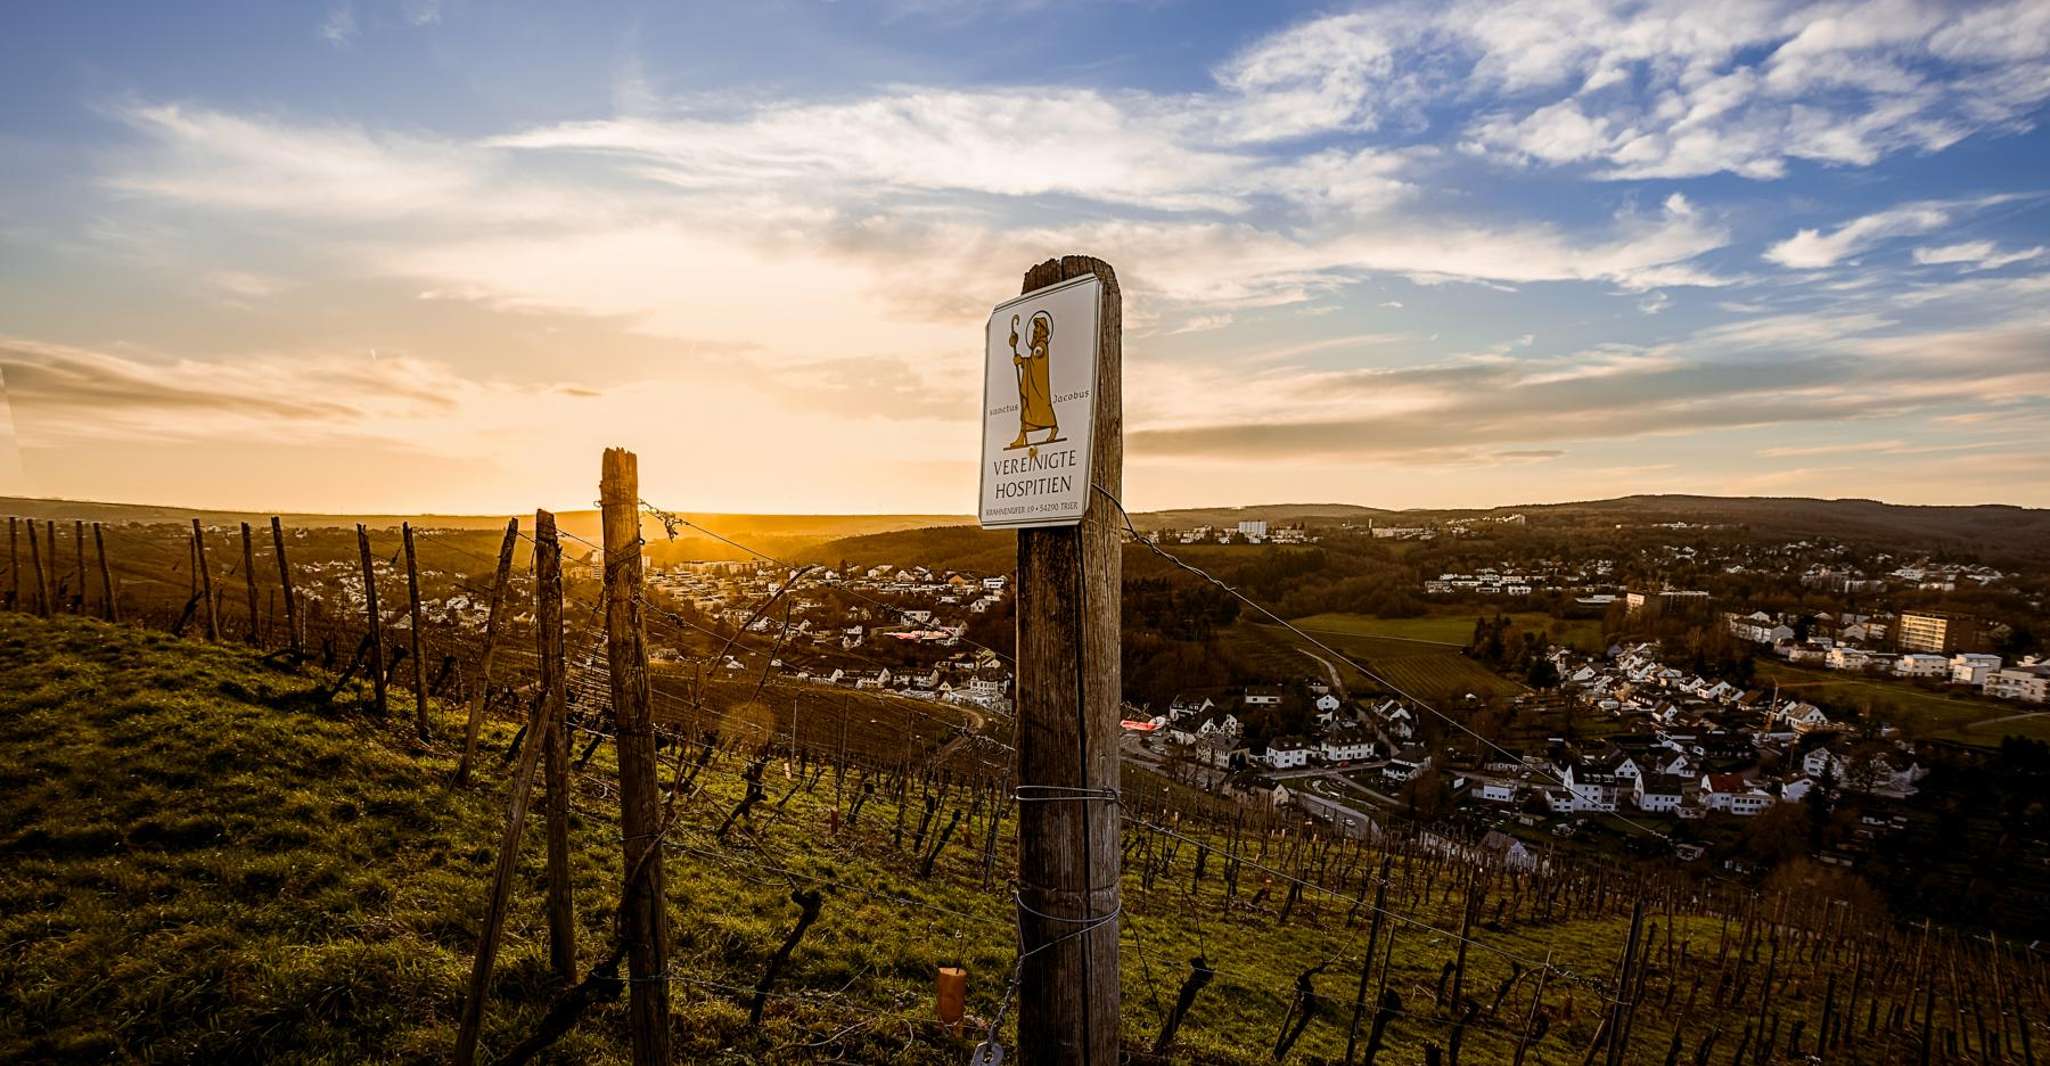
left=1701, top=773, right=1773, bottom=816
left=1319, top=730, right=1375, bottom=764
left=1986, top=668, right=2050, bottom=704
left=1633, top=773, right=1686, bottom=813
left=1243, top=686, right=1284, bottom=707
left=1894, top=653, right=1950, bottom=679
left=1477, top=778, right=1522, bottom=804
left=1313, top=693, right=1343, bottom=715
left=1263, top=736, right=1311, bottom=769
left=1951, top=653, right=2002, bottom=686
left=1802, top=746, right=1844, bottom=779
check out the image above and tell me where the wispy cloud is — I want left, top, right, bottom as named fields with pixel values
left=319, top=4, right=356, bottom=46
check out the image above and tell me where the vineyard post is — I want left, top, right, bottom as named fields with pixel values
left=356, top=524, right=388, bottom=716
left=457, top=518, right=519, bottom=787
left=26, top=518, right=50, bottom=617
left=270, top=518, right=299, bottom=657
left=534, top=508, right=577, bottom=983
left=452, top=632, right=558, bottom=1066
left=72, top=520, right=86, bottom=613
left=1011, top=255, right=1123, bottom=1066
left=402, top=523, right=430, bottom=741
left=7, top=516, right=17, bottom=610
left=47, top=521, right=60, bottom=611
left=191, top=519, right=219, bottom=639
left=240, top=522, right=261, bottom=645
left=93, top=523, right=117, bottom=622
left=601, top=446, right=672, bottom=1065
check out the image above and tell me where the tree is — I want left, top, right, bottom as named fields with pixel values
left=1526, top=657, right=1561, bottom=690
left=1743, top=802, right=1812, bottom=865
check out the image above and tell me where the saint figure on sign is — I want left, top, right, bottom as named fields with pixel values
left=1007, top=310, right=1061, bottom=452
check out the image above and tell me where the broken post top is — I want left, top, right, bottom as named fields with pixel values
left=1023, top=255, right=1119, bottom=297
left=600, top=447, right=636, bottom=506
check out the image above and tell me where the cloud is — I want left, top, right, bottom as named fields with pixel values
left=320, top=4, right=356, bottom=46
left=1763, top=202, right=1956, bottom=268
left=1913, top=240, right=2046, bottom=270
left=1125, top=310, right=2050, bottom=464
left=1440, top=0, right=2050, bottom=179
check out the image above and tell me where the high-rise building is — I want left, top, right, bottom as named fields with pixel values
left=1896, top=610, right=1978, bottom=654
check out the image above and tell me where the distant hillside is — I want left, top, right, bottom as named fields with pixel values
left=9, top=492, right=2045, bottom=568
left=1494, top=495, right=2050, bottom=565
left=0, top=496, right=972, bottom=566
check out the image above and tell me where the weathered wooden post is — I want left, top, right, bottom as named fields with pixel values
left=72, top=520, right=86, bottom=614
left=270, top=518, right=299, bottom=657
left=402, top=523, right=430, bottom=741
left=452, top=637, right=559, bottom=1066
left=26, top=518, right=51, bottom=617
left=239, top=522, right=261, bottom=644
left=7, top=517, right=17, bottom=610
left=534, top=509, right=578, bottom=983
left=93, top=523, right=117, bottom=622
left=980, top=256, right=1122, bottom=1065
left=356, top=524, right=388, bottom=716
left=457, top=518, right=519, bottom=787
left=191, top=519, right=219, bottom=639
left=600, top=447, right=671, bottom=1065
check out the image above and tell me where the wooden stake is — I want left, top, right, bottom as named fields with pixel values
left=93, top=523, right=117, bottom=623
left=6, top=517, right=16, bottom=611
left=356, top=524, right=387, bottom=716
left=26, top=518, right=51, bottom=617
left=270, top=518, right=300, bottom=658
left=457, top=518, right=519, bottom=787
left=534, top=509, right=577, bottom=984
left=1346, top=856, right=1393, bottom=1064
left=191, top=519, right=219, bottom=639
left=452, top=667, right=557, bottom=1066
left=72, top=520, right=86, bottom=613
left=402, top=523, right=430, bottom=741
left=600, top=447, right=671, bottom=1065
left=239, top=522, right=261, bottom=645
left=1012, top=255, right=1123, bottom=1066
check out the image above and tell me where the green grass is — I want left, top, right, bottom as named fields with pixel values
left=1290, top=612, right=1604, bottom=654
left=0, top=613, right=1940, bottom=1064
left=1756, top=660, right=2050, bottom=748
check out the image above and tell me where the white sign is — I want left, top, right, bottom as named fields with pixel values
left=978, top=274, right=1102, bottom=529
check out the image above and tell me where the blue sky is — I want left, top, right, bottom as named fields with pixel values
left=2, top=0, right=2048, bottom=513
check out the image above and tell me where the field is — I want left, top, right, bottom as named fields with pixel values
left=1245, top=615, right=1529, bottom=704
left=1757, top=660, right=2050, bottom=748
left=1290, top=612, right=1605, bottom=654
left=8, top=612, right=2011, bottom=1064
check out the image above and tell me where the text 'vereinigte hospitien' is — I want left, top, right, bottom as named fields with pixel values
left=989, top=445, right=1082, bottom=500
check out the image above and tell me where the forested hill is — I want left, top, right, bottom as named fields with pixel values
left=8, top=493, right=2045, bottom=569
left=809, top=494, right=2050, bottom=573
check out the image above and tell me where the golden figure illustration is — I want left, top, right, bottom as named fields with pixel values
left=1007, top=310, right=1062, bottom=453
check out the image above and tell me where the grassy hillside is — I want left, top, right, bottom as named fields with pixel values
left=0, top=614, right=2011, bottom=1064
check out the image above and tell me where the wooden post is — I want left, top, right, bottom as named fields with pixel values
left=452, top=661, right=557, bottom=1066
left=270, top=518, right=300, bottom=658
left=72, top=521, right=86, bottom=614
left=192, top=519, right=219, bottom=640
left=7, top=517, right=17, bottom=610
left=26, top=518, right=50, bottom=618
left=1012, top=255, right=1122, bottom=1066
left=1345, top=857, right=1392, bottom=1064
left=356, top=524, right=388, bottom=716
left=93, top=523, right=117, bottom=622
left=534, top=509, right=578, bottom=983
left=457, top=518, right=519, bottom=787
left=601, top=447, right=671, bottom=1065
left=239, top=522, right=262, bottom=645
left=402, top=523, right=430, bottom=742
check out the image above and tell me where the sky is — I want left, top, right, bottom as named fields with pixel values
left=2, top=0, right=2048, bottom=516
